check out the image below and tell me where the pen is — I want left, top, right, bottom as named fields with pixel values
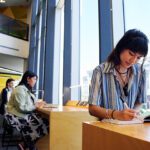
left=120, top=97, right=143, bottom=121
left=120, top=97, right=129, bottom=109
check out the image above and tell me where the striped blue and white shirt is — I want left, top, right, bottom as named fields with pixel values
left=88, top=62, right=146, bottom=110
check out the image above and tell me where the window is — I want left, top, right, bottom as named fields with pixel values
left=80, top=0, right=99, bottom=100
left=124, top=0, right=150, bottom=99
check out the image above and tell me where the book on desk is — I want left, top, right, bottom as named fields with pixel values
left=102, top=108, right=150, bottom=125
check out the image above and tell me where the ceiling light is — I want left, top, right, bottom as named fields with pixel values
left=0, top=0, right=6, bottom=3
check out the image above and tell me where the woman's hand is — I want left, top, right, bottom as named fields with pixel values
left=35, top=100, right=46, bottom=108
left=113, top=109, right=137, bottom=121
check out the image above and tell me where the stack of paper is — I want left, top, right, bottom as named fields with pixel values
left=102, top=118, right=143, bottom=125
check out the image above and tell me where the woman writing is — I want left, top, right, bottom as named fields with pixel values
left=6, top=70, right=48, bottom=150
left=88, top=29, right=149, bottom=121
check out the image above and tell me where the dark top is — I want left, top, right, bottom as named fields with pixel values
left=0, top=88, right=9, bottom=115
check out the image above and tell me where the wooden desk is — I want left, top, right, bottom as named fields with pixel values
left=83, top=121, right=150, bottom=150
left=36, top=105, right=97, bottom=150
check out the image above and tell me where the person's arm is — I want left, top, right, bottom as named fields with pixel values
left=89, top=104, right=111, bottom=119
left=89, top=104, right=137, bottom=121
left=35, top=100, right=46, bottom=108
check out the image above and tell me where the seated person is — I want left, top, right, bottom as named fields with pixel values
left=6, top=70, right=49, bottom=150
left=0, top=78, right=14, bottom=115
left=88, top=29, right=149, bottom=121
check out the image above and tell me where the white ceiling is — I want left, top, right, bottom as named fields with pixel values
left=0, top=0, right=31, bottom=7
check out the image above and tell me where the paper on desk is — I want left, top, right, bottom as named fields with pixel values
left=101, top=118, right=143, bottom=125
left=43, top=104, right=59, bottom=108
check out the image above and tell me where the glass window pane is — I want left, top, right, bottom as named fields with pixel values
left=0, top=14, right=29, bottom=40
left=80, top=0, right=99, bottom=101
left=124, top=0, right=150, bottom=99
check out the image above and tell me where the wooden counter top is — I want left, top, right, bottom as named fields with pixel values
left=83, top=121, right=150, bottom=150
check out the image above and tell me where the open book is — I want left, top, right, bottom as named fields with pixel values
left=102, top=108, right=150, bottom=125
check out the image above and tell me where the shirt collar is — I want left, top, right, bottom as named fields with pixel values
left=102, top=62, right=115, bottom=74
left=102, top=62, right=137, bottom=75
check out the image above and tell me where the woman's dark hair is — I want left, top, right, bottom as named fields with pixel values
left=19, top=70, right=37, bottom=90
left=6, top=78, right=14, bottom=87
left=107, top=29, right=149, bottom=65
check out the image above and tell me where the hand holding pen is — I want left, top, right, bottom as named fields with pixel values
left=120, top=97, right=142, bottom=121
left=113, top=97, right=137, bottom=120
left=114, top=109, right=137, bottom=121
